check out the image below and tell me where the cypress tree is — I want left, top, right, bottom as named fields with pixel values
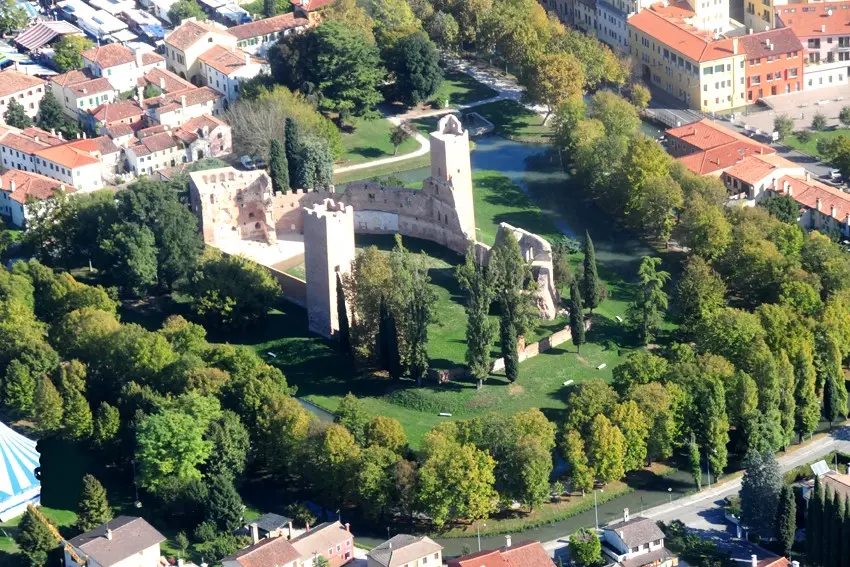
left=842, top=495, right=850, bottom=567
left=457, top=252, right=495, bottom=389
left=263, top=0, right=276, bottom=16
left=76, top=474, right=112, bottom=532
left=581, top=230, right=601, bottom=313
left=386, top=310, right=402, bottom=378
left=568, top=279, right=585, bottom=354
left=809, top=476, right=824, bottom=566
left=776, top=484, right=796, bottom=558
left=268, top=139, right=289, bottom=193
left=832, top=490, right=845, bottom=567
left=501, top=316, right=519, bottom=382
left=16, top=507, right=56, bottom=567
left=336, top=275, right=350, bottom=353
left=284, top=117, right=302, bottom=186
left=823, top=487, right=835, bottom=567
left=825, top=374, right=843, bottom=427
left=378, top=297, right=391, bottom=371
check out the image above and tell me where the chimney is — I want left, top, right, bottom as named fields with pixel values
left=624, top=508, right=630, bottom=522
left=817, top=197, right=822, bottom=211
left=845, top=212, right=849, bottom=225
left=10, top=180, right=16, bottom=193
left=751, top=555, right=758, bottom=567
left=748, top=28, right=753, bottom=34
left=250, top=523, right=259, bottom=545
left=788, top=184, right=793, bottom=197
left=505, top=535, right=512, bottom=548
left=831, top=204, right=837, bottom=218
left=136, top=86, right=144, bottom=102
left=33, top=136, right=39, bottom=143
left=344, top=523, right=350, bottom=532
left=805, top=171, right=810, bottom=182
left=822, top=24, right=826, bottom=32
left=135, top=49, right=143, bottom=68
left=305, top=523, right=310, bottom=533
left=245, top=53, right=250, bottom=66
left=180, top=95, right=186, bottom=109
left=106, top=528, right=113, bottom=541
left=177, top=560, right=184, bottom=567
left=159, top=77, right=166, bottom=90
left=792, top=563, right=800, bottom=567
left=287, top=521, right=293, bottom=540
left=733, top=37, right=739, bottom=54
left=82, top=88, right=87, bottom=94
left=76, top=132, right=81, bottom=139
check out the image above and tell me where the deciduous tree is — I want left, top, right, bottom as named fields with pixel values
left=53, top=35, right=93, bottom=72
left=587, top=414, right=626, bottom=484
left=92, top=401, right=120, bottom=447
left=336, top=392, right=371, bottom=445
left=389, top=33, right=443, bottom=106
left=611, top=401, right=648, bottom=471
left=526, top=52, right=584, bottom=122
left=568, top=529, right=602, bottom=567
left=32, top=377, right=62, bottom=434
left=560, top=429, right=593, bottom=494
left=168, top=0, right=206, bottom=22
left=365, top=416, right=407, bottom=453
left=4, top=99, right=32, bottom=128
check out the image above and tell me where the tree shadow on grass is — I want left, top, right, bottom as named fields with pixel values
left=347, top=147, right=385, bottom=160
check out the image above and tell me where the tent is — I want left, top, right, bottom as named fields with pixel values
left=14, top=20, right=82, bottom=51
left=0, top=422, right=40, bottom=522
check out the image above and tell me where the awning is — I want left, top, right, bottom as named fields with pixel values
left=104, top=28, right=136, bottom=42
left=139, top=23, right=164, bottom=38
left=14, top=19, right=82, bottom=51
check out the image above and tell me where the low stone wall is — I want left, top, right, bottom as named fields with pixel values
left=267, top=269, right=307, bottom=307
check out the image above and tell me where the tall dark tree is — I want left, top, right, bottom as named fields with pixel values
left=501, top=318, right=519, bottom=382
left=336, top=274, right=350, bottom=353
left=76, top=474, right=112, bottom=532
left=824, top=373, right=844, bottom=427
left=205, top=474, right=244, bottom=531
left=263, top=0, right=276, bottom=16
left=15, top=507, right=56, bottom=567
left=378, top=297, right=402, bottom=377
left=4, top=98, right=32, bottom=129
left=569, top=279, right=585, bottom=354
left=389, top=32, right=443, bottom=106
left=36, top=90, right=76, bottom=138
left=268, top=138, right=290, bottom=193
left=740, top=450, right=782, bottom=538
left=490, top=232, right=534, bottom=383
left=581, top=231, right=601, bottom=313
left=284, top=117, right=302, bottom=186
left=808, top=475, right=825, bottom=566
left=457, top=250, right=495, bottom=388
left=830, top=490, right=844, bottom=567
left=823, top=487, right=835, bottom=567
left=776, top=484, right=796, bottom=558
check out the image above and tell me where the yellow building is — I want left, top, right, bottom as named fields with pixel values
left=628, top=8, right=746, bottom=113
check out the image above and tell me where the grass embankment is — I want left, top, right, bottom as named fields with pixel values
left=431, top=70, right=499, bottom=107
left=337, top=117, right=420, bottom=167
left=469, top=100, right=553, bottom=144
left=784, top=128, right=849, bottom=158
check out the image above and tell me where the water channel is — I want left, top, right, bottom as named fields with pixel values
left=334, top=128, right=703, bottom=555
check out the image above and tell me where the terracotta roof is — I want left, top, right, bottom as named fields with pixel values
left=775, top=2, right=850, bottom=37
left=679, top=140, right=773, bottom=175
left=144, top=87, right=221, bottom=113
left=66, top=135, right=121, bottom=156
left=290, top=522, right=352, bottom=557
left=141, top=52, right=165, bottom=66
left=21, top=127, right=65, bottom=146
left=129, top=132, right=180, bottom=157
left=165, top=20, right=229, bottom=51
left=738, top=28, right=802, bottom=58
left=648, top=1, right=695, bottom=20
left=448, top=542, right=553, bottom=567
left=66, top=77, right=113, bottom=97
left=0, top=168, right=71, bottom=204
left=755, top=558, right=792, bottom=567
left=35, top=142, right=100, bottom=168
left=776, top=174, right=850, bottom=222
left=51, top=69, right=91, bottom=87
left=198, top=45, right=262, bottom=75
left=90, top=100, right=144, bottom=122
left=222, top=535, right=301, bottom=567
left=0, top=132, right=51, bottom=154
left=666, top=119, right=763, bottom=151
left=447, top=549, right=509, bottom=567
left=667, top=119, right=778, bottom=175
left=0, top=70, right=46, bottom=99
left=228, top=12, right=309, bottom=41
left=138, top=124, right=169, bottom=138
left=175, top=114, right=228, bottom=143
left=290, top=0, right=334, bottom=11
left=620, top=547, right=678, bottom=567
left=82, top=43, right=136, bottom=69
left=604, top=517, right=666, bottom=548
left=68, top=517, right=166, bottom=567
left=368, top=535, right=442, bottom=567
left=724, top=153, right=801, bottom=184
left=628, top=9, right=739, bottom=62
left=138, top=68, right=193, bottom=94
left=106, top=123, right=134, bottom=138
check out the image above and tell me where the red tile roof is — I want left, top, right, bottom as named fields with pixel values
left=775, top=2, right=850, bottom=37
left=66, top=77, right=113, bottom=97
left=666, top=118, right=764, bottom=151
left=90, top=100, right=144, bottom=122
left=0, top=70, right=46, bottom=98
left=776, top=175, right=850, bottom=222
left=165, top=20, right=229, bottom=51
left=290, top=0, right=334, bottom=11
left=756, top=558, right=792, bottom=567
left=105, top=123, right=135, bottom=138
left=66, top=136, right=121, bottom=156
left=0, top=168, right=72, bottom=203
left=628, top=9, right=739, bottom=62
left=144, top=87, right=221, bottom=113
left=228, top=12, right=310, bottom=41
left=35, top=143, right=100, bottom=168
left=448, top=542, right=554, bottom=567
left=51, top=69, right=91, bottom=87
left=1, top=132, right=51, bottom=154
left=175, top=114, right=228, bottom=143
left=222, top=536, right=301, bottom=567
left=21, top=127, right=65, bottom=146
left=138, top=68, right=194, bottom=94
left=141, top=52, right=165, bottom=66
left=198, top=45, right=262, bottom=75
left=648, top=1, right=695, bottom=20
left=738, top=28, right=802, bottom=58
left=667, top=119, right=777, bottom=175
left=82, top=43, right=136, bottom=69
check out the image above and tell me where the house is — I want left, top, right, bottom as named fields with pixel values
left=246, top=513, right=294, bottom=541
left=228, top=12, right=311, bottom=55
left=627, top=8, right=746, bottom=112
left=33, top=140, right=105, bottom=192
left=0, top=169, right=71, bottom=228
left=601, top=512, right=677, bottom=567
left=367, top=535, right=443, bottom=567
left=64, top=516, right=165, bottom=567
left=137, top=68, right=195, bottom=96
left=774, top=2, right=850, bottom=91
left=290, top=521, right=355, bottom=567
left=291, top=0, right=335, bottom=17
left=87, top=100, right=146, bottom=134
left=772, top=174, right=850, bottom=239
left=722, top=152, right=805, bottom=199
left=738, top=28, right=803, bottom=101
left=125, top=131, right=185, bottom=176
left=163, top=19, right=237, bottom=84
left=222, top=535, right=302, bottom=567
left=447, top=538, right=554, bottom=567
left=664, top=119, right=776, bottom=176
left=175, top=114, right=233, bottom=160
left=753, top=556, right=795, bottom=567
left=197, top=45, right=268, bottom=104
left=0, top=126, right=65, bottom=173
left=0, top=70, right=47, bottom=121
left=81, top=43, right=165, bottom=93
left=67, top=135, right=123, bottom=184
left=50, top=70, right=116, bottom=120
left=142, top=87, right=223, bottom=128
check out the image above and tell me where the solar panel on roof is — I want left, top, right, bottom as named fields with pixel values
left=812, top=460, right=830, bottom=476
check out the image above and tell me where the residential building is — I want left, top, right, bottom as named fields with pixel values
left=87, top=100, right=146, bottom=134
left=137, top=68, right=195, bottom=96
left=775, top=2, right=850, bottom=91
left=222, top=535, right=302, bottom=567
left=229, top=12, right=311, bottom=55
left=447, top=539, right=555, bottom=567
left=540, top=0, right=574, bottom=24
left=50, top=70, right=116, bottom=120
left=665, top=118, right=776, bottom=175
left=143, top=86, right=223, bottom=128
left=290, top=0, right=334, bottom=16
left=68, top=135, right=123, bottom=183
left=367, top=535, right=443, bottom=567
left=628, top=8, right=746, bottom=112
left=0, top=169, right=71, bottom=228
left=601, top=512, right=678, bottom=567
left=82, top=43, right=165, bottom=92
left=0, top=70, right=47, bottom=121
left=738, top=28, right=803, bottom=101
left=125, top=131, right=185, bottom=176
left=772, top=174, right=850, bottom=239
left=64, top=516, right=165, bottom=567
left=290, top=522, right=354, bottom=567
left=174, top=114, right=232, bottom=159
left=198, top=45, right=268, bottom=104
left=722, top=152, right=805, bottom=199
left=163, top=19, right=237, bottom=84
left=0, top=126, right=65, bottom=173
left=33, top=140, right=105, bottom=192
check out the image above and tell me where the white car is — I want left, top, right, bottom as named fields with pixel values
left=240, top=155, right=256, bottom=170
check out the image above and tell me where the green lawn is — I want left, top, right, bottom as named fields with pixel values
left=470, top=100, right=553, bottom=144
left=431, top=70, right=499, bottom=107
left=338, top=118, right=420, bottom=167
left=784, top=128, right=849, bottom=157
left=332, top=153, right=431, bottom=185
left=284, top=263, right=306, bottom=280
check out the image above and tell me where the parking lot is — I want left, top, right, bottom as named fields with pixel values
left=745, top=83, right=850, bottom=132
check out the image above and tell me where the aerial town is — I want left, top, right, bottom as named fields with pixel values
left=0, top=0, right=850, bottom=564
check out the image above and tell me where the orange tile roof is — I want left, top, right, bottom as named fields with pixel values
left=628, top=9, right=739, bottom=62
left=649, top=0, right=695, bottom=20
left=738, top=27, right=802, bottom=58
left=165, top=20, right=229, bottom=51
left=144, top=86, right=221, bottom=113
left=0, top=132, right=51, bottom=154
left=82, top=43, right=136, bottom=69
left=448, top=542, right=554, bottom=567
left=141, top=52, right=164, bottom=66
left=198, top=45, right=262, bottom=75
left=666, top=118, right=763, bottom=151
left=724, top=153, right=802, bottom=184
left=138, top=68, right=193, bottom=94
left=228, top=12, right=309, bottom=41
left=756, top=558, right=792, bottom=567
left=66, top=77, right=113, bottom=97
left=290, top=0, right=334, bottom=11
left=21, top=127, right=65, bottom=146
left=90, top=100, right=144, bottom=122
left=667, top=119, right=777, bottom=175
left=34, top=143, right=100, bottom=168
left=0, top=168, right=72, bottom=203
left=777, top=175, right=850, bottom=222
left=0, top=70, right=46, bottom=98
left=222, top=535, right=301, bottom=567
left=51, top=69, right=91, bottom=87
left=775, top=2, right=850, bottom=37
left=175, top=114, right=228, bottom=143
left=66, top=136, right=121, bottom=156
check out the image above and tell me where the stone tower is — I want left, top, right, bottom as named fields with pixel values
left=303, top=199, right=355, bottom=339
left=428, top=114, right=475, bottom=241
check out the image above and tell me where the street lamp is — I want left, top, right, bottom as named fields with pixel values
left=667, top=488, right=672, bottom=504
left=477, top=522, right=486, bottom=552
left=594, top=488, right=604, bottom=530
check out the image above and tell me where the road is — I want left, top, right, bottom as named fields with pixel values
left=543, top=425, right=850, bottom=562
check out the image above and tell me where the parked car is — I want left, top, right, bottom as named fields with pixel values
left=830, top=169, right=842, bottom=181
left=240, top=155, right=256, bottom=170
left=252, top=155, right=267, bottom=169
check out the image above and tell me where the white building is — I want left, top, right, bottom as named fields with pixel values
left=0, top=69, right=47, bottom=121
left=367, top=535, right=443, bottom=567
left=143, top=86, right=223, bottom=128
left=125, top=131, right=185, bottom=176
left=50, top=70, right=116, bottom=119
left=0, top=169, right=70, bottom=228
left=602, top=512, right=678, bottom=567
left=163, top=19, right=236, bottom=84
left=198, top=45, right=268, bottom=104
left=64, top=517, right=165, bottom=567
left=228, top=12, right=310, bottom=55
left=82, top=43, right=165, bottom=93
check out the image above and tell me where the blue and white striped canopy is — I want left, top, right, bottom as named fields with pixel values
left=0, top=422, right=39, bottom=505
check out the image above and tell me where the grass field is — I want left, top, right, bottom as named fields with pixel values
left=431, top=70, right=499, bottom=107
left=785, top=128, right=849, bottom=157
left=333, top=153, right=431, bottom=185
left=471, top=100, right=553, bottom=144
left=338, top=118, right=420, bottom=167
